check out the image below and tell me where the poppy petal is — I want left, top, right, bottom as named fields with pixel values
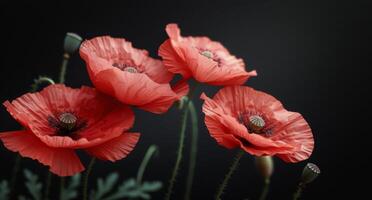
left=158, top=39, right=192, bottom=78
left=93, top=68, right=179, bottom=114
left=84, top=132, right=140, bottom=161
left=142, top=56, right=173, bottom=84
left=272, top=112, right=314, bottom=162
left=38, top=103, right=135, bottom=149
left=201, top=92, right=296, bottom=156
left=0, top=130, right=84, bottom=176
left=171, top=79, right=189, bottom=99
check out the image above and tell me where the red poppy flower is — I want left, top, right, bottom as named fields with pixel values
left=79, top=36, right=188, bottom=114
left=0, top=84, right=140, bottom=176
left=158, top=23, right=257, bottom=86
left=201, top=86, right=314, bottom=162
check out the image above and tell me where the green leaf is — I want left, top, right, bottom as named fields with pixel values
left=92, top=172, right=119, bottom=200
left=141, top=181, right=162, bottom=192
left=60, top=173, right=81, bottom=200
left=0, top=180, right=10, bottom=200
left=23, top=169, right=42, bottom=200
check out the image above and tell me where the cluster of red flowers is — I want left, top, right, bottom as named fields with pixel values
left=0, top=23, right=314, bottom=177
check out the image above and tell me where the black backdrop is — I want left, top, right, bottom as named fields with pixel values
left=0, top=0, right=370, bottom=199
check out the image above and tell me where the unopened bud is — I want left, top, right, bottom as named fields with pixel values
left=301, top=163, right=320, bottom=184
left=64, top=32, right=82, bottom=54
left=255, top=156, right=274, bottom=181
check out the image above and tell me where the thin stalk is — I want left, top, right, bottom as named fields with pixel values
left=9, top=155, right=21, bottom=198
left=136, top=145, right=158, bottom=184
left=215, top=150, right=245, bottom=200
left=59, top=53, right=70, bottom=83
left=259, top=178, right=270, bottom=200
left=293, top=183, right=304, bottom=200
left=184, top=101, right=198, bottom=200
left=164, top=99, right=191, bottom=200
left=59, top=177, right=65, bottom=200
left=44, top=172, right=52, bottom=200
left=83, top=158, right=96, bottom=200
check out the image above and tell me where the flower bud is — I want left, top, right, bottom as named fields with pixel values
left=63, top=32, right=82, bottom=54
left=301, top=163, right=320, bottom=184
left=255, top=156, right=274, bottom=181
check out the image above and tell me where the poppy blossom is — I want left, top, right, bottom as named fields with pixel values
left=79, top=36, right=188, bottom=114
left=201, top=86, right=314, bottom=162
left=158, top=23, right=257, bottom=85
left=0, top=84, right=140, bottom=176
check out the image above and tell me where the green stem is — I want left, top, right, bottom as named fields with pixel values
left=59, top=53, right=70, bottom=84
left=184, top=101, right=198, bottom=200
left=83, top=158, right=96, bottom=200
left=9, top=155, right=21, bottom=198
left=164, top=99, right=191, bottom=200
left=259, top=178, right=270, bottom=200
left=136, top=145, right=158, bottom=185
left=31, top=76, right=55, bottom=92
left=215, top=150, right=245, bottom=200
left=44, top=172, right=52, bottom=200
left=293, top=183, right=304, bottom=200
left=59, top=177, right=65, bottom=200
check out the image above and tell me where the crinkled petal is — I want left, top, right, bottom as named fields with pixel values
left=158, top=39, right=192, bottom=78
left=38, top=103, right=135, bottom=149
left=0, top=130, right=84, bottom=176
left=272, top=111, right=314, bottom=162
left=201, top=92, right=297, bottom=157
left=142, top=56, right=174, bottom=84
left=93, top=68, right=179, bottom=114
left=85, top=132, right=140, bottom=161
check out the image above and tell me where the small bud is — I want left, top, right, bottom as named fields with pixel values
left=301, top=163, right=320, bottom=184
left=64, top=32, right=82, bottom=54
left=255, top=156, right=274, bottom=181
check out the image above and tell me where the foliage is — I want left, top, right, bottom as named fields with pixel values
left=0, top=180, right=10, bottom=200
left=22, top=169, right=43, bottom=200
left=60, top=174, right=81, bottom=200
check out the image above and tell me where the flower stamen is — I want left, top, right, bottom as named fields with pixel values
left=200, top=50, right=213, bottom=59
left=112, top=63, right=138, bottom=73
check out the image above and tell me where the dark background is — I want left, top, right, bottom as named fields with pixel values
left=0, top=0, right=370, bottom=199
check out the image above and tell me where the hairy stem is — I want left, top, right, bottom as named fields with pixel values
left=259, top=178, right=270, bottom=200
left=215, top=150, right=245, bottom=200
left=164, top=99, right=191, bottom=200
left=136, top=145, right=158, bottom=184
left=293, top=183, right=304, bottom=200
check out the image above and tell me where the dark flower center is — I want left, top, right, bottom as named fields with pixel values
left=238, top=111, right=272, bottom=135
left=48, top=112, right=86, bottom=137
left=112, top=63, right=139, bottom=73
left=197, top=48, right=223, bottom=66
left=248, top=115, right=265, bottom=132
left=58, top=112, right=77, bottom=130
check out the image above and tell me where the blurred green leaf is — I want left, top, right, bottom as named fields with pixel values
left=23, top=169, right=42, bottom=200
left=91, top=172, right=119, bottom=200
left=60, top=173, right=81, bottom=200
left=0, top=180, right=10, bottom=200
left=141, top=181, right=162, bottom=192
